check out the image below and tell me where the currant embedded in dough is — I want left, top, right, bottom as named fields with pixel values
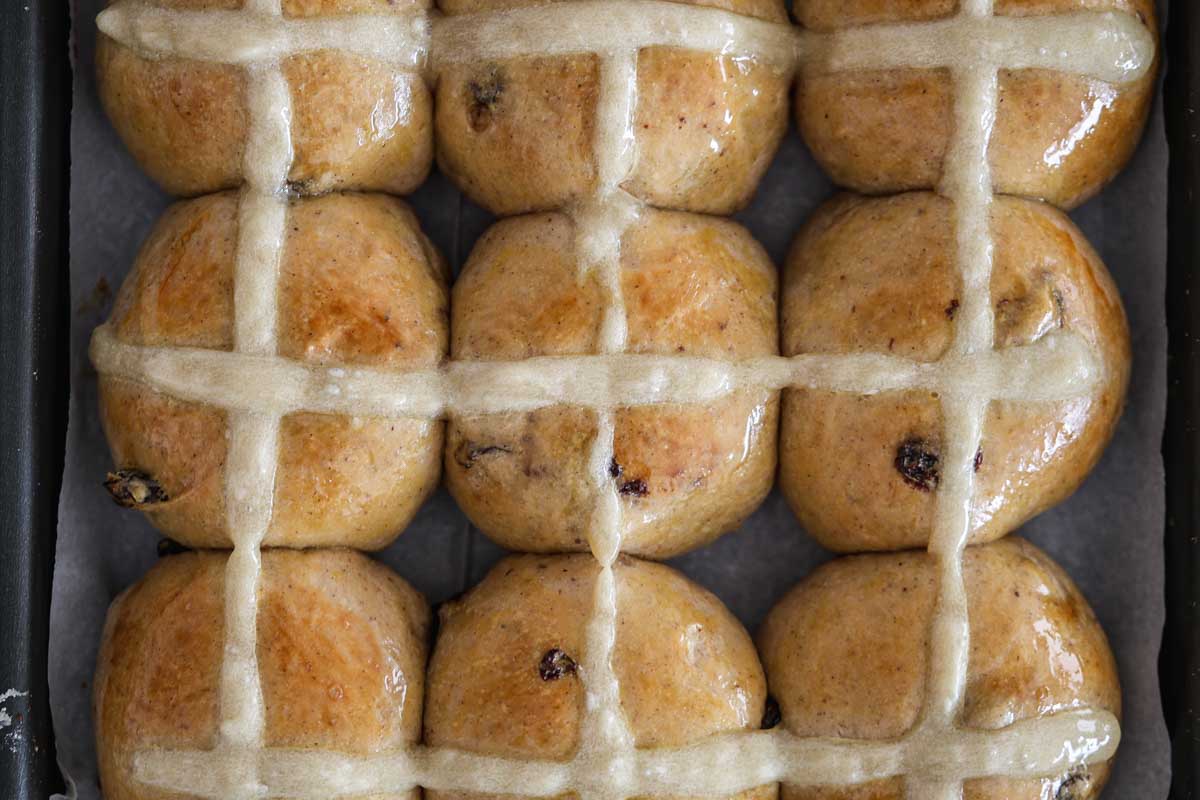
left=93, top=548, right=429, bottom=800
left=98, top=191, right=448, bottom=549
left=445, top=208, right=779, bottom=559
left=757, top=536, right=1121, bottom=800
left=425, top=553, right=776, bottom=800
left=777, top=191, right=1130, bottom=553
left=96, top=0, right=434, bottom=197
left=434, top=0, right=791, bottom=216
left=793, top=0, right=1159, bottom=210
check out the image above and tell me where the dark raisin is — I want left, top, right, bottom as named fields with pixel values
left=104, top=469, right=168, bottom=508
left=467, top=66, right=504, bottom=132
left=944, top=298, right=960, bottom=319
left=538, top=648, right=577, bottom=681
left=894, top=439, right=940, bottom=492
left=995, top=297, right=1017, bottom=327
left=761, top=696, right=782, bottom=730
left=285, top=178, right=316, bottom=197
left=156, top=538, right=190, bottom=558
left=618, top=478, right=649, bottom=497
left=1051, top=286, right=1067, bottom=328
left=974, top=447, right=983, bottom=472
left=1054, top=767, right=1089, bottom=800
left=609, top=457, right=623, bottom=479
left=454, top=441, right=512, bottom=470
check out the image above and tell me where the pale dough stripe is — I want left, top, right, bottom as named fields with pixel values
left=96, top=2, right=429, bottom=67
left=910, top=2, right=1001, bottom=798
left=574, top=32, right=641, bottom=800
left=918, top=61, right=1002, bottom=735
left=803, top=10, right=1152, bottom=81
left=90, top=324, right=1102, bottom=418
left=97, top=0, right=1155, bottom=86
left=580, top=47, right=640, bottom=355
left=130, top=707, right=1119, bottom=799
left=433, top=0, right=798, bottom=66
left=211, top=7, right=295, bottom=798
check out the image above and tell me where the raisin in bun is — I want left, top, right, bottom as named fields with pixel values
left=97, top=191, right=448, bottom=549
left=434, top=0, right=790, bottom=216
left=758, top=537, right=1120, bottom=800
left=794, top=0, right=1158, bottom=210
left=425, top=553, right=776, bottom=800
left=97, top=0, right=433, bottom=196
left=779, top=192, right=1129, bottom=553
left=94, top=549, right=429, bottom=800
left=446, top=209, right=779, bottom=559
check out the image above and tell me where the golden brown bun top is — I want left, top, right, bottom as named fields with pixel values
left=96, top=552, right=227, bottom=757
left=440, top=0, right=787, bottom=24
left=452, top=210, right=777, bottom=362
left=758, top=537, right=1119, bottom=741
left=110, top=0, right=432, bottom=15
left=94, top=549, right=429, bottom=799
left=795, top=0, right=1155, bottom=31
left=782, top=192, right=1128, bottom=372
left=109, top=192, right=449, bottom=369
left=426, top=554, right=766, bottom=758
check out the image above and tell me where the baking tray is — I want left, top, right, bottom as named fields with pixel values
left=0, top=2, right=71, bottom=800
left=1162, top=0, right=1200, bottom=794
left=1, top=1, right=1196, bottom=799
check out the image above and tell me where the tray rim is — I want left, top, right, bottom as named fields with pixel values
left=1162, top=0, right=1199, bottom=796
left=0, top=2, right=72, bottom=799
left=1, top=1, right=1194, bottom=799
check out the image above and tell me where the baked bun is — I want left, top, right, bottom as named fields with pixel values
left=794, top=0, right=1158, bottom=210
left=425, top=553, right=775, bottom=800
left=96, top=0, right=433, bottom=196
left=779, top=192, right=1129, bottom=552
left=758, top=537, right=1120, bottom=800
left=434, top=0, right=791, bottom=216
left=98, top=191, right=448, bottom=549
left=94, top=548, right=429, bottom=800
left=445, top=209, right=779, bottom=558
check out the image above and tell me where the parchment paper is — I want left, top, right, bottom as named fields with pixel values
left=51, top=1, right=1172, bottom=796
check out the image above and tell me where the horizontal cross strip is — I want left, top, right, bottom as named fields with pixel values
left=97, top=0, right=1153, bottom=86
left=131, top=707, right=1119, bottom=799
left=97, top=2, right=428, bottom=68
left=90, top=324, right=1101, bottom=419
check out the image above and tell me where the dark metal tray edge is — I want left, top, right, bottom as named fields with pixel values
left=1163, top=0, right=1199, bottom=797
left=0, top=1, right=1195, bottom=798
left=0, top=2, right=72, bottom=799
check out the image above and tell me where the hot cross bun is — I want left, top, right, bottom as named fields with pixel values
left=779, top=191, right=1129, bottom=552
left=435, top=0, right=791, bottom=215
left=446, top=209, right=779, bottom=558
left=793, top=0, right=1158, bottom=209
left=97, top=0, right=434, bottom=196
left=759, top=537, right=1120, bottom=800
left=98, top=191, right=448, bottom=549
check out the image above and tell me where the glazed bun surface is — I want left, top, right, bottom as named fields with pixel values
left=779, top=192, right=1129, bottom=552
left=758, top=537, right=1120, bottom=800
left=100, top=191, right=448, bottom=549
left=94, top=548, right=429, bottom=800
left=793, top=0, right=1158, bottom=209
left=446, top=209, right=779, bottom=559
left=97, top=0, right=433, bottom=197
left=425, top=553, right=775, bottom=800
left=435, top=0, right=790, bottom=216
